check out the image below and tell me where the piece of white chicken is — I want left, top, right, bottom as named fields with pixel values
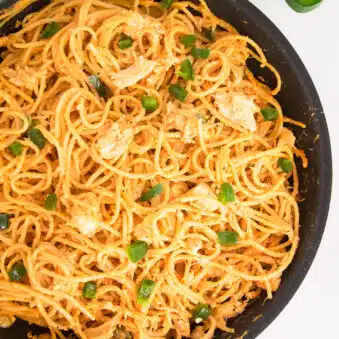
left=70, top=205, right=102, bottom=237
left=215, top=92, right=259, bottom=132
left=96, top=120, right=134, bottom=162
left=127, top=11, right=165, bottom=34
left=111, top=56, right=157, bottom=89
left=166, top=102, right=200, bottom=144
left=2, top=65, right=47, bottom=92
left=187, top=183, right=219, bottom=212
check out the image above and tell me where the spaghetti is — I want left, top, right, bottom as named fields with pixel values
left=0, top=0, right=305, bottom=338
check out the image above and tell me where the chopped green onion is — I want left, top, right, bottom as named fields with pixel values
left=0, top=213, right=9, bottom=231
left=192, top=304, right=212, bottom=322
left=180, top=34, right=196, bottom=48
left=278, top=158, right=293, bottom=173
left=140, top=183, right=163, bottom=202
left=217, top=231, right=238, bottom=245
left=8, top=262, right=26, bottom=281
left=137, top=279, right=155, bottom=305
left=119, top=34, right=133, bottom=50
left=286, top=0, right=322, bottom=12
left=217, top=183, right=235, bottom=204
left=82, top=282, right=97, bottom=299
left=45, top=193, right=57, bottom=211
left=127, top=241, right=149, bottom=263
left=88, top=75, right=107, bottom=97
left=8, top=141, right=23, bottom=156
left=169, top=84, right=188, bottom=102
left=141, top=95, right=159, bottom=113
left=191, top=47, right=210, bottom=59
left=203, top=28, right=216, bottom=42
left=27, top=128, right=46, bottom=150
left=41, top=22, right=61, bottom=39
left=261, top=106, right=278, bottom=121
left=176, top=59, right=194, bottom=81
left=160, top=0, right=173, bottom=9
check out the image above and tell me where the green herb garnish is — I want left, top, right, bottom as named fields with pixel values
left=82, top=282, right=97, bottom=299
left=176, top=59, right=194, bottom=81
left=8, top=141, right=23, bottom=156
left=137, top=279, right=155, bottom=305
left=217, top=231, right=238, bottom=245
left=180, top=34, right=196, bottom=48
left=0, top=214, right=9, bottom=231
left=169, top=84, right=188, bottom=102
left=8, top=262, right=26, bottom=281
left=45, top=193, right=57, bottom=211
left=119, top=34, right=133, bottom=50
left=127, top=241, right=149, bottom=263
left=140, top=184, right=163, bottom=202
left=278, top=158, right=293, bottom=173
left=191, top=47, right=210, bottom=59
left=41, top=22, right=61, bottom=39
left=192, top=304, right=212, bottom=322
left=261, top=106, right=278, bottom=121
left=217, top=183, right=235, bottom=204
left=27, top=128, right=46, bottom=150
left=161, top=0, right=173, bottom=9
left=141, top=95, right=159, bottom=113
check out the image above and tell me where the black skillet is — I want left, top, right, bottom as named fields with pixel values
left=0, top=0, right=332, bottom=338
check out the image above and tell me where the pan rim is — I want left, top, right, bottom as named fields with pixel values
left=209, top=1, right=332, bottom=338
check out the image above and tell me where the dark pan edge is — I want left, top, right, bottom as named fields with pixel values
left=209, top=1, right=332, bottom=338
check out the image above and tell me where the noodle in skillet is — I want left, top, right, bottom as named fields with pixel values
left=0, top=0, right=307, bottom=338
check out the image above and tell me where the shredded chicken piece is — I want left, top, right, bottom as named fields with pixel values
left=127, top=11, right=165, bottom=34
left=70, top=205, right=102, bottom=237
left=187, top=183, right=219, bottom=211
left=96, top=120, right=134, bottom=161
left=170, top=182, right=189, bottom=200
left=145, top=64, right=165, bottom=87
left=111, top=56, right=157, bottom=89
left=53, top=279, right=73, bottom=293
left=2, top=65, right=47, bottom=91
left=160, top=50, right=179, bottom=70
left=133, top=221, right=151, bottom=243
left=166, top=103, right=199, bottom=143
left=215, top=92, right=259, bottom=131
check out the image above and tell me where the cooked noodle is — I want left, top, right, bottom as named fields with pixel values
left=0, top=0, right=305, bottom=338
